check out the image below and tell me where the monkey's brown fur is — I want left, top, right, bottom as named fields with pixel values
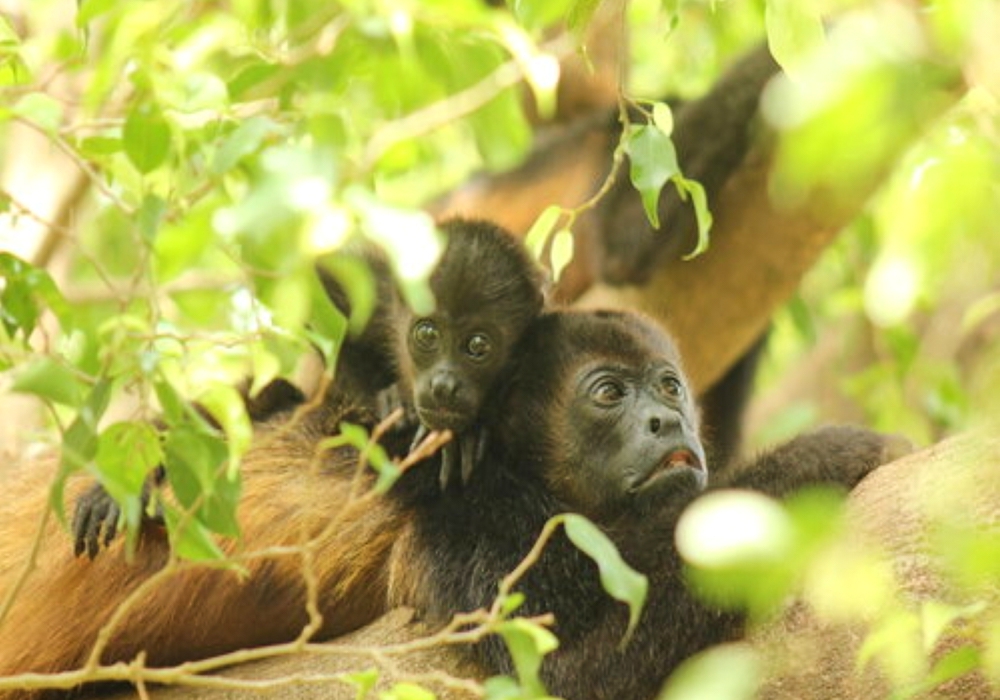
left=0, top=398, right=401, bottom=698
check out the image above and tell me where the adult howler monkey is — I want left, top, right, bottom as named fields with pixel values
left=71, top=217, right=547, bottom=558
left=386, top=309, right=907, bottom=699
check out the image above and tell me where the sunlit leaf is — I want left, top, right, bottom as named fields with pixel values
left=497, top=617, right=559, bottom=696
left=524, top=205, right=561, bottom=260
left=921, top=601, right=987, bottom=652
left=563, top=513, right=648, bottom=641
left=548, top=229, right=574, bottom=283
left=124, top=105, right=171, bottom=174
left=341, top=668, right=379, bottom=697
left=76, top=0, right=116, bottom=27
left=624, top=124, right=680, bottom=229
left=656, top=644, right=761, bottom=700
left=673, top=177, right=712, bottom=259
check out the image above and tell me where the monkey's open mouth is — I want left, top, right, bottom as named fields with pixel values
left=634, top=444, right=706, bottom=492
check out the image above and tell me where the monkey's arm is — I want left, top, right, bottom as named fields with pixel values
left=71, top=377, right=306, bottom=558
left=719, top=425, right=913, bottom=497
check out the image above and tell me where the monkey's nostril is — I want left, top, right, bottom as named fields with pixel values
left=649, top=417, right=661, bottom=434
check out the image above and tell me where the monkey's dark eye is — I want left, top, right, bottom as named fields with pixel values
left=660, top=375, right=684, bottom=399
left=591, top=377, right=626, bottom=406
left=465, top=333, right=492, bottom=360
left=412, top=320, right=441, bottom=351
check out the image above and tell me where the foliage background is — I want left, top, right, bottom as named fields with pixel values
left=0, top=0, right=999, bottom=697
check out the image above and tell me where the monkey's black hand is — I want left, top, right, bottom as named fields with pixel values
left=376, top=384, right=419, bottom=433
left=72, top=483, right=122, bottom=560
left=438, top=428, right=489, bottom=491
left=71, top=466, right=166, bottom=559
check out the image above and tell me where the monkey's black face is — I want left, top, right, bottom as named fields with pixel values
left=560, top=358, right=706, bottom=519
left=408, top=314, right=516, bottom=433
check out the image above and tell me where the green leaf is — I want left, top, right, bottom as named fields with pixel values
left=481, top=676, right=524, bottom=700
left=94, top=421, right=163, bottom=551
left=196, top=383, right=253, bottom=479
left=920, top=600, right=987, bottom=652
left=316, top=254, right=372, bottom=339
left=123, top=105, right=171, bottom=174
left=13, top=93, right=63, bottom=134
left=652, top=101, right=674, bottom=137
left=95, top=421, right=163, bottom=496
left=138, top=193, right=167, bottom=242
left=624, top=124, right=680, bottom=229
left=212, top=116, right=280, bottom=175
left=11, top=357, right=87, bottom=407
left=329, top=422, right=399, bottom=494
left=523, top=205, right=561, bottom=260
left=656, top=645, right=761, bottom=700
left=765, top=0, right=826, bottom=79
left=163, top=423, right=227, bottom=508
left=380, top=683, right=436, bottom=700
left=0, top=252, right=69, bottom=337
left=563, top=513, right=648, bottom=642
left=924, top=645, right=981, bottom=691
left=673, top=177, right=712, bottom=259
left=567, top=0, right=602, bottom=37
left=76, top=0, right=116, bottom=27
left=341, top=667, right=379, bottom=698
left=548, top=229, right=574, bottom=282
left=496, top=617, right=559, bottom=696
left=162, top=502, right=228, bottom=562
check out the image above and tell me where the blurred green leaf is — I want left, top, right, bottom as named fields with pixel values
left=11, top=357, right=87, bottom=407
left=341, top=668, right=379, bottom=697
left=765, top=0, right=825, bottom=78
left=0, top=252, right=69, bottom=337
left=197, top=383, right=253, bottom=478
left=380, top=683, right=435, bottom=700
left=77, top=0, right=117, bottom=27
left=657, top=645, right=761, bottom=700
left=12, top=93, right=63, bottom=133
left=124, top=105, right=171, bottom=174
left=563, top=513, right=648, bottom=642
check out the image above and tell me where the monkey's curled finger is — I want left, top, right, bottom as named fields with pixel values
left=439, top=443, right=459, bottom=491
left=459, top=432, right=477, bottom=486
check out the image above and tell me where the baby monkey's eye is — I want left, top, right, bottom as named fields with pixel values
left=660, top=374, right=684, bottom=400
left=466, top=333, right=492, bottom=360
left=412, top=320, right=441, bottom=350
